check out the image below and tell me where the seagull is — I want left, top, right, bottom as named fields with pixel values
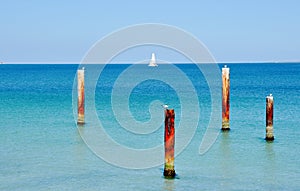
left=161, top=104, right=169, bottom=109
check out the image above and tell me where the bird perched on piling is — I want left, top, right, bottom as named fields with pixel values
left=161, top=104, right=169, bottom=109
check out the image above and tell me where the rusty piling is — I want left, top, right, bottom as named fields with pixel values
left=164, top=109, right=176, bottom=178
left=77, top=68, right=85, bottom=124
left=222, top=65, right=230, bottom=130
left=266, top=94, right=274, bottom=141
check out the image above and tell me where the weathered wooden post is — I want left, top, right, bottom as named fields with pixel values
left=222, top=65, right=230, bottom=130
left=164, top=109, right=176, bottom=178
left=77, top=67, right=85, bottom=124
left=266, top=94, right=274, bottom=141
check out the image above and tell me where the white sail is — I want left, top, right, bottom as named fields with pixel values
left=148, top=53, right=158, bottom=67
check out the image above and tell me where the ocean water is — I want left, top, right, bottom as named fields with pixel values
left=0, top=63, right=300, bottom=190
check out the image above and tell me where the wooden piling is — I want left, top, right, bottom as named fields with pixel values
left=266, top=94, right=274, bottom=141
left=222, top=65, right=230, bottom=130
left=77, top=68, right=85, bottom=124
left=164, top=109, right=176, bottom=178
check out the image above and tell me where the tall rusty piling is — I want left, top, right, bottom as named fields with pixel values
left=266, top=94, right=274, bottom=141
left=77, top=68, right=85, bottom=124
left=222, top=65, right=230, bottom=130
left=164, top=109, right=176, bottom=178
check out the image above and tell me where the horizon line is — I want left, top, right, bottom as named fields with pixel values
left=1, top=60, right=300, bottom=64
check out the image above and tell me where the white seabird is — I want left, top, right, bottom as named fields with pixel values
left=161, top=104, right=169, bottom=109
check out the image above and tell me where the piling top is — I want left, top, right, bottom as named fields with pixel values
left=267, top=94, right=273, bottom=99
left=161, top=104, right=169, bottom=110
left=222, top=65, right=229, bottom=69
left=165, top=108, right=175, bottom=113
left=222, top=65, right=230, bottom=73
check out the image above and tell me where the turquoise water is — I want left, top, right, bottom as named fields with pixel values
left=0, top=64, right=300, bottom=190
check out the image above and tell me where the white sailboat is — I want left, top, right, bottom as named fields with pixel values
left=148, top=53, right=158, bottom=67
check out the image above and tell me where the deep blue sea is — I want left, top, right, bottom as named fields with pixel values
left=0, top=63, right=300, bottom=190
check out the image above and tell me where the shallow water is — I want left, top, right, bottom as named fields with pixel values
left=0, top=63, right=299, bottom=190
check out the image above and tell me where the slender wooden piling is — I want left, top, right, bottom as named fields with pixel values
left=164, top=109, right=176, bottom=178
left=222, top=65, right=230, bottom=130
left=266, top=94, right=274, bottom=141
left=77, top=68, right=85, bottom=124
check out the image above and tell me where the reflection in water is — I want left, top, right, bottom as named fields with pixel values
left=74, top=124, right=90, bottom=165
left=220, top=130, right=231, bottom=167
left=265, top=142, right=275, bottom=160
left=264, top=142, right=276, bottom=187
left=163, top=178, right=175, bottom=191
left=219, top=131, right=233, bottom=189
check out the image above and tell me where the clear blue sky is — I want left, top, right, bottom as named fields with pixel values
left=1, top=0, right=299, bottom=63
